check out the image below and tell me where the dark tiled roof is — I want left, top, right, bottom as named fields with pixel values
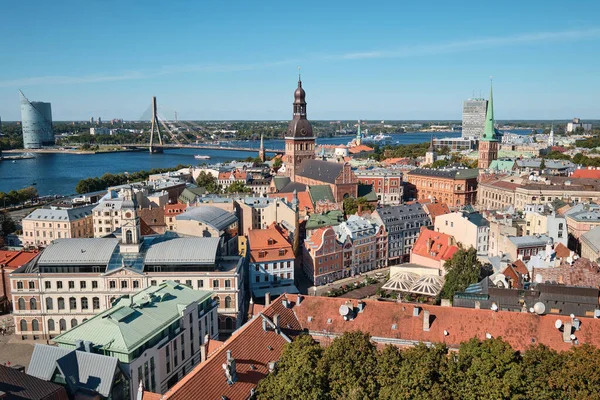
left=408, top=167, right=479, bottom=180
left=296, top=159, right=343, bottom=184
left=278, top=181, right=307, bottom=193
left=357, top=184, right=378, bottom=201
left=0, top=365, right=69, bottom=400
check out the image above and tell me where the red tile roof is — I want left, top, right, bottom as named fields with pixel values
left=534, top=258, right=600, bottom=287
left=267, top=192, right=314, bottom=212
left=412, top=227, right=458, bottom=262
left=293, top=296, right=600, bottom=352
left=161, top=295, right=302, bottom=400
left=0, top=250, right=38, bottom=270
left=423, top=202, right=450, bottom=222
left=348, top=144, right=374, bottom=154
left=139, top=208, right=165, bottom=227
left=248, top=224, right=294, bottom=262
left=164, top=204, right=187, bottom=214
left=512, top=260, right=529, bottom=276
left=554, top=243, right=572, bottom=259
left=571, top=169, right=600, bottom=179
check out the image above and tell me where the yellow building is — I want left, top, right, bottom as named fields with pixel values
left=22, top=205, right=94, bottom=247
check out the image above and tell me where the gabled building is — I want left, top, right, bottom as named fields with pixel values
left=27, top=343, right=129, bottom=400
left=22, top=205, right=95, bottom=247
left=422, top=202, right=450, bottom=224
left=334, top=215, right=379, bottom=275
left=371, top=203, right=431, bottom=265
left=410, top=227, right=458, bottom=273
left=53, top=281, right=218, bottom=398
left=303, top=226, right=345, bottom=285
left=0, top=365, right=69, bottom=400
left=294, top=159, right=359, bottom=202
left=0, top=250, right=39, bottom=313
left=235, top=196, right=296, bottom=236
left=248, top=224, right=297, bottom=298
left=434, top=211, right=490, bottom=255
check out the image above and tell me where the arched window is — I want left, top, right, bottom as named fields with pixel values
left=69, top=297, right=76, bottom=310
left=81, top=297, right=88, bottom=310
left=30, top=298, right=37, bottom=310
left=57, top=297, right=65, bottom=310
left=17, top=298, right=25, bottom=310
left=32, top=319, right=39, bottom=331
left=92, top=297, right=100, bottom=310
left=20, top=319, right=27, bottom=332
left=59, top=319, right=67, bottom=331
left=126, top=230, right=133, bottom=244
left=46, top=298, right=53, bottom=310
left=225, top=317, right=233, bottom=331
left=48, top=319, right=55, bottom=332
left=224, top=296, right=232, bottom=309
left=71, top=319, right=78, bottom=328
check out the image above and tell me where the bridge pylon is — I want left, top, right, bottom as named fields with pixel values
left=149, top=96, right=163, bottom=153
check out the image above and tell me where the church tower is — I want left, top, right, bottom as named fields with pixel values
left=120, top=189, right=142, bottom=253
left=258, top=133, right=265, bottom=162
left=284, top=75, right=315, bottom=181
left=478, top=81, right=500, bottom=169
left=425, top=136, right=437, bottom=165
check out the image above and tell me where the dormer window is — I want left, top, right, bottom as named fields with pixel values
left=267, top=238, right=274, bottom=245
left=259, top=251, right=266, bottom=258
left=279, top=249, right=286, bottom=256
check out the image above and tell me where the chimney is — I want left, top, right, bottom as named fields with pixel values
left=75, top=340, right=85, bottom=352
left=274, top=314, right=281, bottom=334
left=448, top=236, right=455, bottom=247
left=426, top=238, right=432, bottom=253
left=357, top=300, right=365, bottom=313
left=562, top=321, right=573, bottom=343
left=223, top=350, right=237, bottom=385
left=265, top=292, right=271, bottom=306
left=297, top=294, right=303, bottom=305
left=204, top=333, right=210, bottom=357
left=262, top=318, right=268, bottom=332
left=83, top=341, right=93, bottom=353
left=423, top=310, right=430, bottom=331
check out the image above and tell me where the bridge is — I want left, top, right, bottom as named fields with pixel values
left=120, top=143, right=281, bottom=153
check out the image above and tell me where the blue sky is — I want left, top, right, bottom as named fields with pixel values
left=0, top=0, right=599, bottom=121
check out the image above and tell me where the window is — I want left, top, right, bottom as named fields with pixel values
left=186, top=280, right=192, bottom=287
left=59, top=319, right=67, bottom=331
left=48, top=319, right=55, bottom=332
left=92, top=281, right=98, bottom=289
left=133, top=281, right=140, bottom=289
left=17, top=282, right=23, bottom=290
left=46, top=298, right=53, bottom=310
left=121, top=281, right=128, bottom=289
left=80, top=281, right=86, bottom=289
left=81, top=297, right=88, bottom=309
left=28, top=281, right=35, bottom=290
left=45, top=281, right=51, bottom=290
left=58, top=297, right=65, bottom=310
left=224, top=296, right=232, bottom=309
left=57, top=281, right=63, bottom=289
left=20, top=319, right=27, bottom=332
left=197, top=280, right=203, bottom=288
left=69, top=297, right=76, bottom=310
left=212, top=280, right=219, bottom=289
left=255, top=265, right=260, bottom=272
left=255, top=276, right=260, bottom=283
left=93, top=297, right=100, bottom=310
left=225, top=280, right=231, bottom=288
left=32, top=319, right=39, bottom=331
left=30, top=298, right=37, bottom=310
left=109, top=281, right=116, bottom=289
left=71, top=318, right=78, bottom=328
left=68, top=281, right=74, bottom=289
left=18, top=298, right=25, bottom=310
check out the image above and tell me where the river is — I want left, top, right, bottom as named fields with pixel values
left=0, top=130, right=531, bottom=196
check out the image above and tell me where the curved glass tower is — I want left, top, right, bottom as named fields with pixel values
left=20, top=90, right=53, bottom=149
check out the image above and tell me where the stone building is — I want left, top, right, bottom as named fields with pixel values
left=22, top=205, right=95, bottom=247
left=405, top=168, right=478, bottom=207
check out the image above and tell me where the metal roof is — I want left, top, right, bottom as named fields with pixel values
left=0, top=364, right=68, bottom=400
left=53, top=281, right=213, bottom=355
left=175, top=206, right=238, bottom=231
left=27, top=344, right=120, bottom=398
left=145, top=237, right=220, bottom=264
left=581, top=226, right=600, bottom=254
left=408, top=167, right=479, bottom=180
left=24, top=204, right=95, bottom=221
left=508, top=235, right=550, bottom=248
left=296, top=159, right=343, bottom=184
left=38, top=238, right=119, bottom=265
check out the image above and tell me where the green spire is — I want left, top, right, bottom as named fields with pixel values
left=481, top=80, right=499, bottom=142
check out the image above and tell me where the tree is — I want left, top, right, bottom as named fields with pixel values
left=225, top=181, right=251, bottom=194
left=195, top=171, right=220, bottom=193
left=256, top=335, right=326, bottom=400
left=549, top=344, right=600, bottom=399
left=540, top=159, right=546, bottom=171
left=440, top=247, right=483, bottom=301
left=272, top=157, right=282, bottom=172
left=319, top=331, right=379, bottom=400
left=343, top=197, right=374, bottom=216
left=520, top=344, right=563, bottom=399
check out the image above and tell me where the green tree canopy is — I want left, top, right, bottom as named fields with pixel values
left=441, top=247, right=485, bottom=301
left=225, top=181, right=251, bottom=194
left=343, top=197, right=375, bottom=216
left=195, top=171, right=220, bottom=193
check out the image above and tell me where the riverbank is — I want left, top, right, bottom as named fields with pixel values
left=3, top=147, right=143, bottom=155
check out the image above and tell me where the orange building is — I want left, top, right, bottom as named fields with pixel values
left=406, top=168, right=478, bottom=207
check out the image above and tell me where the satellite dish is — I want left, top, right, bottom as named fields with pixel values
left=533, top=302, right=546, bottom=315
left=339, top=304, right=350, bottom=316
left=555, top=319, right=563, bottom=329
left=570, top=334, right=577, bottom=340
left=529, top=307, right=535, bottom=313
left=491, top=303, right=498, bottom=311
left=535, top=274, right=543, bottom=283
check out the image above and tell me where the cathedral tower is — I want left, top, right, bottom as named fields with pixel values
left=284, top=76, right=315, bottom=181
left=478, top=81, right=500, bottom=169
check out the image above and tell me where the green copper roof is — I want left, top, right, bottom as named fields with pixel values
left=53, top=281, right=213, bottom=356
left=481, top=82, right=499, bottom=142
left=489, top=159, right=515, bottom=172
left=306, top=210, right=344, bottom=230
left=308, top=185, right=335, bottom=203
left=358, top=184, right=379, bottom=202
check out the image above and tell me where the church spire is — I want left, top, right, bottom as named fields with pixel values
left=481, top=78, right=499, bottom=142
left=258, top=133, right=265, bottom=162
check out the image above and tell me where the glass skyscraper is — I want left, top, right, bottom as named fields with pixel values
left=462, top=98, right=488, bottom=139
left=20, top=90, right=54, bottom=149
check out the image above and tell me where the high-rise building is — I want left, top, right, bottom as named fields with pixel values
left=19, top=90, right=53, bottom=149
left=283, top=76, right=315, bottom=181
left=478, top=83, right=500, bottom=169
left=97, top=117, right=102, bottom=125
left=462, top=98, right=488, bottom=138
